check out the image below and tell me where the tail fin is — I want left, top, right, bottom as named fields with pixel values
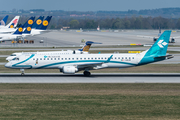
left=32, top=16, right=44, bottom=29
left=139, top=30, right=171, bottom=65
left=13, top=25, right=23, bottom=35
left=6, top=16, right=20, bottom=28
left=22, top=16, right=35, bottom=28
left=0, top=15, right=8, bottom=25
left=9, top=23, right=15, bottom=28
left=36, top=16, right=52, bottom=30
left=79, top=41, right=102, bottom=52
left=145, top=30, right=171, bottom=57
left=22, top=17, right=35, bottom=34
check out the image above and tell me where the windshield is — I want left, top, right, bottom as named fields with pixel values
left=10, top=54, right=17, bottom=56
left=12, top=57, right=19, bottom=61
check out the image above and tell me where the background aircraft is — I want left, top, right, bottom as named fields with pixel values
left=0, top=16, right=20, bottom=29
left=0, top=17, right=34, bottom=42
left=137, top=27, right=180, bottom=43
left=0, top=15, right=8, bottom=26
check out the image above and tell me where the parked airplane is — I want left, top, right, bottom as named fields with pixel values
left=30, top=16, right=52, bottom=36
left=0, top=16, right=20, bottom=29
left=137, top=27, right=179, bottom=43
left=32, top=16, right=44, bottom=29
left=0, top=17, right=34, bottom=42
left=0, top=16, right=51, bottom=36
left=6, top=41, right=101, bottom=61
left=0, top=15, right=8, bottom=26
left=5, top=31, right=173, bottom=76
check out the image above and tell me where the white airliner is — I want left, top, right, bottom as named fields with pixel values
left=6, top=41, right=101, bottom=61
left=5, top=31, right=173, bottom=76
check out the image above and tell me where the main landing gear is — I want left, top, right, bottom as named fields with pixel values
left=20, top=69, right=25, bottom=75
left=83, top=71, right=91, bottom=76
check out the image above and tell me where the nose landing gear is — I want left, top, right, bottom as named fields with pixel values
left=20, top=69, right=25, bottom=75
left=83, top=71, right=91, bottom=76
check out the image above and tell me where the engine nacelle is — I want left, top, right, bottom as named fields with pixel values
left=62, top=66, right=77, bottom=74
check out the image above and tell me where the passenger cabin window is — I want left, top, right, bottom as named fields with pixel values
left=40, top=58, right=42, bottom=60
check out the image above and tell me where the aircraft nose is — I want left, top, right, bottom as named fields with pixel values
left=5, top=62, right=11, bottom=68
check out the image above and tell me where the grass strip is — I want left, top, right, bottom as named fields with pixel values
left=0, top=83, right=180, bottom=120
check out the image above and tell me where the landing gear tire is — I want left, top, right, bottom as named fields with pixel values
left=83, top=71, right=91, bottom=76
left=20, top=69, right=25, bottom=76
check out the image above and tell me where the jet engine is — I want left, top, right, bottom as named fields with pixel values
left=62, top=66, right=77, bottom=74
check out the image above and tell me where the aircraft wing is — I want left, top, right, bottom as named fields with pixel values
left=76, top=55, right=113, bottom=69
left=77, top=62, right=103, bottom=69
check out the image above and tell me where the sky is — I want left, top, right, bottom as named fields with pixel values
left=0, top=0, right=180, bottom=11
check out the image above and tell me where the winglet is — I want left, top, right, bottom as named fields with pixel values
left=104, top=55, right=113, bottom=63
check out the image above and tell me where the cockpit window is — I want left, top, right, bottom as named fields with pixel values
left=12, top=58, right=19, bottom=61
left=10, top=54, right=16, bottom=56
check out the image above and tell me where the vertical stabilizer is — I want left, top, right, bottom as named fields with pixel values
left=13, top=25, right=23, bottom=35
left=6, top=16, right=20, bottom=28
left=0, top=15, right=8, bottom=25
left=139, top=30, right=171, bottom=65
left=36, top=16, right=52, bottom=30
left=79, top=41, right=102, bottom=52
left=32, top=16, right=44, bottom=28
